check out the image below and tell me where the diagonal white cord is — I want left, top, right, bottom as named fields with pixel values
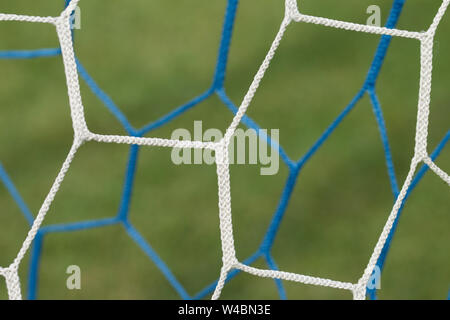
left=423, top=157, right=450, bottom=185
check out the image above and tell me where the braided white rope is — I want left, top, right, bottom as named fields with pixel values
left=0, top=0, right=448, bottom=300
left=356, top=0, right=450, bottom=297
left=0, top=267, right=21, bottom=300
left=0, top=14, right=56, bottom=24
left=2, top=267, right=22, bottom=300
left=289, top=9, right=424, bottom=39
left=215, top=0, right=450, bottom=300
left=423, top=157, right=450, bottom=185
left=235, top=263, right=355, bottom=291
left=88, top=133, right=218, bottom=150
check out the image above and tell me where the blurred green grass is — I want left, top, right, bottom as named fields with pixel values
left=0, top=0, right=448, bottom=299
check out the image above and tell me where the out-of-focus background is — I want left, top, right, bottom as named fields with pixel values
left=0, top=0, right=448, bottom=299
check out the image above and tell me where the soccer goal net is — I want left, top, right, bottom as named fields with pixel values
left=0, top=0, right=449, bottom=300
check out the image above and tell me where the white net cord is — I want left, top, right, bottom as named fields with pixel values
left=0, top=0, right=449, bottom=300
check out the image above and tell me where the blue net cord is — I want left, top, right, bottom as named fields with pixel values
left=0, top=0, right=448, bottom=299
